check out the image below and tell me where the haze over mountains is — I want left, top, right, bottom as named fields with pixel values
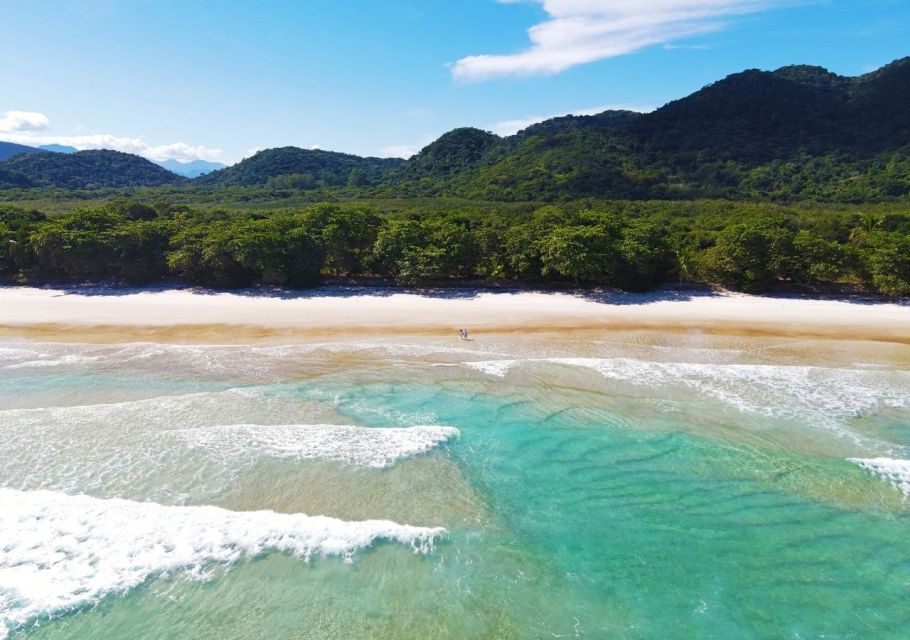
left=2, top=58, right=909, bottom=200
left=155, top=159, right=227, bottom=178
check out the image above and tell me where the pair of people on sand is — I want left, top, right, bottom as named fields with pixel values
left=458, top=328, right=470, bottom=341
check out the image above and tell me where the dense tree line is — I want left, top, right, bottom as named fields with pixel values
left=1, top=202, right=908, bottom=296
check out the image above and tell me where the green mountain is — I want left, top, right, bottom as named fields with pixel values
left=389, top=58, right=910, bottom=201
left=196, top=147, right=403, bottom=188
left=0, top=141, right=44, bottom=162
left=0, top=149, right=184, bottom=189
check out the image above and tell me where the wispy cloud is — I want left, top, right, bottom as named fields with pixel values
left=490, top=103, right=655, bottom=136
left=380, top=144, right=422, bottom=159
left=452, top=0, right=786, bottom=80
left=0, top=111, right=50, bottom=133
left=0, top=110, right=222, bottom=162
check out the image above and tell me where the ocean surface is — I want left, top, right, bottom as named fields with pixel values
left=1, top=330, right=909, bottom=638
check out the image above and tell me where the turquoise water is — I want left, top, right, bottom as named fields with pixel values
left=1, top=336, right=909, bottom=638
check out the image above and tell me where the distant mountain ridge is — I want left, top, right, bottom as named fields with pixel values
left=1, top=57, right=909, bottom=199
left=38, top=144, right=78, bottom=154
left=0, top=141, right=43, bottom=162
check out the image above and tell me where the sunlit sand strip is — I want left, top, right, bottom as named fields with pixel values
left=1, top=287, right=909, bottom=343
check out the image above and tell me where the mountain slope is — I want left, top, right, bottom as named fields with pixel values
left=196, top=147, right=402, bottom=187
left=0, top=150, right=185, bottom=188
left=0, top=166, right=34, bottom=189
left=389, top=58, right=910, bottom=201
left=0, top=141, right=44, bottom=162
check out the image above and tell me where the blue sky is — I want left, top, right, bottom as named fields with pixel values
left=1, top=0, right=908, bottom=164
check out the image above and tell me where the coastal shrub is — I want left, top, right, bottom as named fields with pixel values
left=862, top=232, right=910, bottom=296
left=697, top=218, right=795, bottom=292
left=27, top=209, right=124, bottom=279
left=615, top=220, right=676, bottom=291
left=302, top=204, right=381, bottom=275
left=167, top=223, right=257, bottom=288
left=539, top=224, right=619, bottom=284
left=790, top=231, right=846, bottom=285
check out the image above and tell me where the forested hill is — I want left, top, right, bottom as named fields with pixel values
left=385, top=58, right=910, bottom=201
left=195, top=147, right=404, bottom=188
left=0, top=150, right=184, bottom=189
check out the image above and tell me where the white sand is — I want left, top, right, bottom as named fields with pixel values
left=0, top=287, right=908, bottom=342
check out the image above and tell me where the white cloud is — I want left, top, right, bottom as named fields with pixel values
left=1, top=109, right=222, bottom=162
left=0, top=110, right=50, bottom=133
left=379, top=144, right=421, bottom=159
left=490, top=103, right=655, bottom=135
left=3, top=131, right=222, bottom=162
left=452, top=0, right=785, bottom=80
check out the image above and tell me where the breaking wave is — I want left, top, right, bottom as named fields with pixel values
left=0, top=488, right=445, bottom=639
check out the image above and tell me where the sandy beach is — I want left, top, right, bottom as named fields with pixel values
left=0, top=286, right=908, bottom=343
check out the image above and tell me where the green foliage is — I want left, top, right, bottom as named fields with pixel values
left=616, top=221, right=676, bottom=291
left=0, top=198, right=907, bottom=297
left=23, top=208, right=170, bottom=282
left=369, top=219, right=477, bottom=285
left=302, top=204, right=381, bottom=275
left=697, top=217, right=795, bottom=293
left=539, top=222, right=620, bottom=284
left=790, top=231, right=847, bottom=285
left=167, top=216, right=325, bottom=288
left=861, top=232, right=910, bottom=296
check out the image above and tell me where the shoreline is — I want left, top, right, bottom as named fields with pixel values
left=1, top=286, right=909, bottom=344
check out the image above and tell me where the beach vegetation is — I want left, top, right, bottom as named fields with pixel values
left=0, top=199, right=907, bottom=296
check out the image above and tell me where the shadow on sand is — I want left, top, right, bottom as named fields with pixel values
left=29, top=282, right=909, bottom=307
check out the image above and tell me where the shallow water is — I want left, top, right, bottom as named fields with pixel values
left=1, top=332, right=909, bottom=638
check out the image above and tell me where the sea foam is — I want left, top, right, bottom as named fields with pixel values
left=463, top=360, right=518, bottom=378
left=0, top=393, right=458, bottom=501
left=179, top=423, right=460, bottom=468
left=464, top=357, right=909, bottom=440
left=0, top=340, right=506, bottom=377
left=0, top=489, right=445, bottom=639
left=849, top=458, right=910, bottom=497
